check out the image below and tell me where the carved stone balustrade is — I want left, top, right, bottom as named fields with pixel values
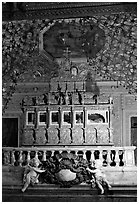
left=2, top=146, right=136, bottom=168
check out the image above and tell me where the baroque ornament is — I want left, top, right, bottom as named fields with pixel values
left=2, top=13, right=137, bottom=113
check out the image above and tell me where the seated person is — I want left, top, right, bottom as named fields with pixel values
left=21, top=157, right=45, bottom=192
left=86, top=159, right=111, bottom=194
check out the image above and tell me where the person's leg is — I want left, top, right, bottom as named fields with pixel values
left=21, top=174, right=31, bottom=192
left=103, top=178, right=111, bottom=189
left=96, top=180, right=104, bottom=194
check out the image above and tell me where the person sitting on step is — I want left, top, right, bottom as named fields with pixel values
left=21, top=157, right=46, bottom=192
left=86, top=159, right=111, bottom=194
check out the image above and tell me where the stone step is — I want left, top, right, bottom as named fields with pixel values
left=2, top=193, right=137, bottom=202
left=2, top=184, right=137, bottom=202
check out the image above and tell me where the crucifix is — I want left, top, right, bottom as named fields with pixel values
left=63, top=47, right=71, bottom=59
left=62, top=47, right=72, bottom=71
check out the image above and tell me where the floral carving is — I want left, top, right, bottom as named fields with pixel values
left=2, top=13, right=137, bottom=113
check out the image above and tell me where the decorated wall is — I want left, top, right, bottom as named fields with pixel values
left=2, top=12, right=137, bottom=147
left=3, top=13, right=137, bottom=91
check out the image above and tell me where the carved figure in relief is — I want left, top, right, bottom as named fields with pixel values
left=54, top=87, right=63, bottom=105
left=86, top=159, right=111, bottom=194
left=32, top=96, right=38, bottom=106
left=64, top=90, right=69, bottom=105
left=21, top=158, right=45, bottom=192
left=37, top=94, right=48, bottom=105
left=68, top=92, right=72, bottom=105
left=76, top=89, right=82, bottom=105
left=93, top=94, right=98, bottom=104
left=43, top=93, right=48, bottom=105
left=109, top=96, right=113, bottom=104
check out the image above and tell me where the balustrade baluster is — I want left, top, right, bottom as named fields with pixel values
left=42, top=150, right=47, bottom=161
left=82, top=151, right=86, bottom=160
left=11, top=150, right=16, bottom=166
left=59, top=150, right=63, bottom=156
left=19, top=150, right=23, bottom=167
left=3, top=151, right=10, bottom=165
left=99, top=150, right=103, bottom=165
left=90, top=150, right=95, bottom=162
left=115, top=149, right=120, bottom=167
left=122, top=150, right=126, bottom=166
left=74, top=150, right=78, bottom=158
left=107, top=150, right=111, bottom=166
left=51, top=150, right=55, bottom=157
left=27, top=151, right=31, bottom=164
left=35, top=151, right=39, bottom=160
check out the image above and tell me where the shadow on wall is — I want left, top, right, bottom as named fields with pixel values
left=85, top=71, right=100, bottom=103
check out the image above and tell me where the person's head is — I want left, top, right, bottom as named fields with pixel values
left=29, top=158, right=41, bottom=167
left=91, top=159, right=102, bottom=169
left=94, top=159, right=102, bottom=169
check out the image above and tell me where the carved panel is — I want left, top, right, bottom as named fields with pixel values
left=50, top=81, right=58, bottom=92
left=98, top=94, right=109, bottom=104
left=67, top=82, right=74, bottom=92
left=60, top=128, right=71, bottom=144
left=124, top=95, right=137, bottom=109
left=76, top=82, right=84, bottom=91
left=84, top=93, right=94, bottom=104
left=85, top=127, right=96, bottom=144
left=35, top=129, right=46, bottom=145
left=97, top=126, right=109, bottom=144
left=22, top=129, right=34, bottom=145
left=72, top=93, right=80, bottom=105
left=47, top=128, right=59, bottom=144
left=72, top=128, right=83, bottom=144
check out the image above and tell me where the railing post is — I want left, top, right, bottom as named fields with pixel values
left=107, top=150, right=111, bottom=166
left=19, top=150, right=23, bottom=167
left=3, top=151, right=10, bottom=165
left=51, top=150, right=55, bottom=157
left=35, top=151, right=39, bottom=160
left=27, top=151, right=31, bottom=164
left=90, top=150, right=95, bottom=162
left=82, top=150, right=86, bottom=160
left=115, top=149, right=120, bottom=167
left=11, top=150, right=15, bottom=166
left=122, top=150, right=126, bottom=166
left=42, top=150, right=47, bottom=161
left=75, top=150, right=78, bottom=158
left=124, top=147, right=136, bottom=166
left=99, top=150, right=103, bottom=165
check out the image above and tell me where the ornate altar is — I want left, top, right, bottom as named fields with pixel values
left=21, top=78, right=113, bottom=147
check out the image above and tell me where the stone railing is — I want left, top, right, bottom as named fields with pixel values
left=2, top=146, right=136, bottom=168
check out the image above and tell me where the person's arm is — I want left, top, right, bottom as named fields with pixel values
left=32, top=167, right=46, bottom=173
left=86, top=167, right=96, bottom=173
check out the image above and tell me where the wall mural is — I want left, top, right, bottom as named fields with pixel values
left=2, top=13, right=137, bottom=113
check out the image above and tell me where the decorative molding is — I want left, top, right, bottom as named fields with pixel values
left=2, top=2, right=137, bottom=21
